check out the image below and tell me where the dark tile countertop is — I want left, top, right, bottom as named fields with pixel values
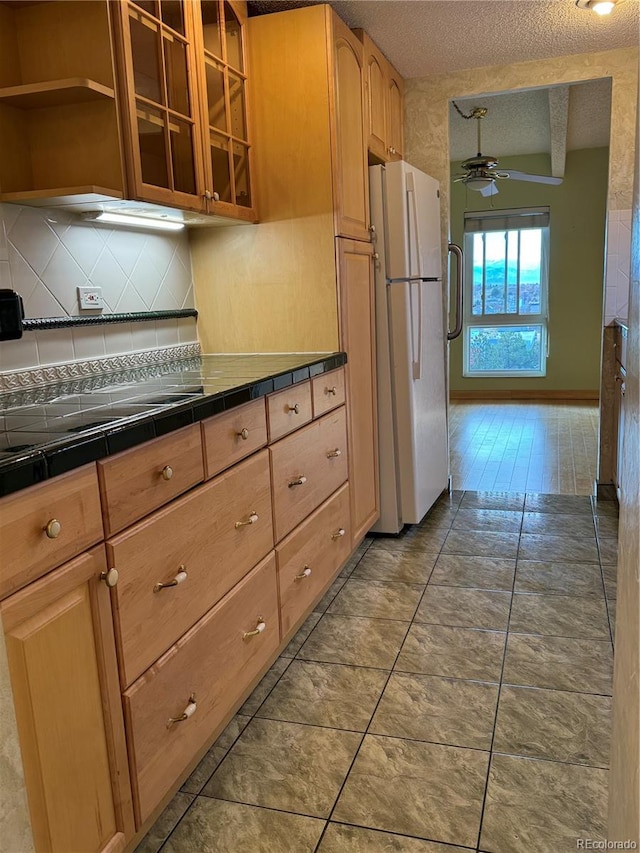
left=0, top=351, right=346, bottom=498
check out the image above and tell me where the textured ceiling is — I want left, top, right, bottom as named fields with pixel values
left=449, top=79, right=613, bottom=161
left=249, top=0, right=640, bottom=78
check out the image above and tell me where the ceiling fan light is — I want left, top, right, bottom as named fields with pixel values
left=466, top=176, right=495, bottom=192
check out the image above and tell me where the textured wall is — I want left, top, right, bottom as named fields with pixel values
left=0, top=203, right=197, bottom=375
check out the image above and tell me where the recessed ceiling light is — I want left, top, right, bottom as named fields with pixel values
left=81, top=211, right=185, bottom=231
left=576, top=0, right=622, bottom=15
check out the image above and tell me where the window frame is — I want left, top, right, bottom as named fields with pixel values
left=462, top=207, right=550, bottom=378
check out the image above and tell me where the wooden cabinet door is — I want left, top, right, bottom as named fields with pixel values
left=362, top=33, right=387, bottom=162
left=330, top=13, right=370, bottom=241
left=113, top=0, right=207, bottom=211
left=386, top=64, right=404, bottom=162
left=1, top=547, right=134, bottom=853
left=337, top=238, right=379, bottom=545
left=193, top=0, right=256, bottom=221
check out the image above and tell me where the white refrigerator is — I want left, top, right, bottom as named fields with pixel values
left=370, top=160, right=450, bottom=534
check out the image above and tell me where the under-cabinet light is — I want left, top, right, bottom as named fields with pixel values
left=81, top=211, right=185, bottom=231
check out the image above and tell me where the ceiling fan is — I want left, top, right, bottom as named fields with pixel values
left=452, top=104, right=563, bottom=197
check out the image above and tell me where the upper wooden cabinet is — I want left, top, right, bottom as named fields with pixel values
left=355, top=30, right=404, bottom=163
left=0, top=0, right=255, bottom=221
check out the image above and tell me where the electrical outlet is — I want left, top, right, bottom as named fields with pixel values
left=78, top=287, right=104, bottom=310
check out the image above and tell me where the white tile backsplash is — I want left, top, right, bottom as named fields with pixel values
left=604, top=209, right=632, bottom=325
left=0, top=202, right=196, bottom=374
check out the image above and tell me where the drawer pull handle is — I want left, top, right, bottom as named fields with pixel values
left=44, top=518, right=62, bottom=539
left=288, top=476, right=307, bottom=488
left=331, top=528, right=346, bottom=541
left=327, top=448, right=342, bottom=458
left=237, top=428, right=250, bottom=440
left=295, top=566, right=312, bottom=581
left=327, top=386, right=337, bottom=396
left=161, top=465, right=173, bottom=481
left=287, top=403, right=300, bottom=414
left=167, top=694, right=197, bottom=728
left=243, top=618, right=266, bottom=640
left=100, top=568, right=119, bottom=588
left=235, top=511, right=259, bottom=529
left=154, top=566, right=188, bottom=592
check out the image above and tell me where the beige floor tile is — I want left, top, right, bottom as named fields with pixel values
left=162, top=798, right=324, bottom=853
left=521, top=512, right=596, bottom=537
left=430, top=554, right=515, bottom=590
left=480, top=754, right=608, bottom=853
left=333, top=734, right=489, bottom=848
left=313, top=577, right=347, bottom=613
left=503, top=634, right=613, bottom=695
left=442, top=529, right=520, bottom=559
left=416, top=586, right=511, bottom=630
left=493, top=685, right=612, bottom=767
left=134, top=792, right=194, bottom=853
left=203, top=718, right=361, bottom=818
left=602, top=563, right=618, bottom=599
left=370, top=672, right=499, bottom=749
left=515, top=560, right=604, bottom=597
left=395, top=623, right=506, bottom=682
left=518, top=533, right=599, bottom=564
left=459, top=491, right=526, bottom=511
left=318, top=824, right=469, bottom=852
left=239, top=657, right=291, bottom=715
left=452, top=508, right=523, bottom=533
left=328, top=578, right=424, bottom=621
left=181, top=715, right=251, bottom=794
left=351, top=547, right=437, bottom=584
left=297, top=614, right=408, bottom=669
left=594, top=514, right=619, bottom=538
left=509, top=593, right=610, bottom=639
left=256, top=660, right=387, bottom=731
left=524, top=494, right=593, bottom=515
left=281, top=612, right=322, bottom=658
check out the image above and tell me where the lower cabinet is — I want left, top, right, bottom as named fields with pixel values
left=122, top=552, right=280, bottom=825
left=1, top=547, right=134, bottom=853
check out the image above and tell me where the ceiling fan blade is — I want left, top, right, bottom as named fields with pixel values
left=480, top=182, right=499, bottom=197
left=507, top=170, right=563, bottom=186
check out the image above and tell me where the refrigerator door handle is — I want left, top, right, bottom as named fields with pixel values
left=447, top=242, right=463, bottom=341
left=407, top=176, right=423, bottom=379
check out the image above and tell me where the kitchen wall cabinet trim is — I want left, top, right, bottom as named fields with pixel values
left=354, top=29, right=404, bottom=163
left=1, top=546, right=135, bottom=853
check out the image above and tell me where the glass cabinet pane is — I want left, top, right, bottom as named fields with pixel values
left=228, top=71, right=246, bottom=140
left=233, top=142, right=251, bottom=207
left=132, top=0, right=157, bottom=16
left=164, top=33, right=190, bottom=116
left=130, top=13, right=164, bottom=103
left=161, top=0, right=184, bottom=34
left=137, top=105, right=169, bottom=187
left=224, top=2, right=243, bottom=71
left=170, top=118, right=196, bottom=195
left=201, top=0, right=222, bottom=59
left=205, top=58, right=227, bottom=131
left=209, top=132, right=231, bottom=202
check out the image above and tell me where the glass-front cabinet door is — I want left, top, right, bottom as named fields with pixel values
left=116, top=0, right=207, bottom=210
left=195, top=0, right=255, bottom=220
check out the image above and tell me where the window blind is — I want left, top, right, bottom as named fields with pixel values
left=464, top=207, right=550, bottom=233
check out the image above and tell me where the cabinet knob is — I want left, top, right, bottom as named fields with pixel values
left=368, top=224, right=376, bottom=235
left=243, top=617, right=266, bottom=640
left=44, top=518, right=62, bottom=539
left=167, top=694, right=197, bottom=727
left=287, top=403, right=300, bottom=414
left=153, top=566, right=188, bottom=592
left=294, top=566, right=312, bottom=581
left=212, top=191, right=220, bottom=202
left=288, top=476, right=307, bottom=488
left=327, top=448, right=342, bottom=458
left=235, top=511, right=259, bottom=529
left=388, top=146, right=397, bottom=155
left=237, top=427, right=250, bottom=440
left=100, top=568, right=119, bottom=588
left=161, top=465, right=173, bottom=481
left=326, top=386, right=337, bottom=396
left=331, top=528, right=346, bottom=541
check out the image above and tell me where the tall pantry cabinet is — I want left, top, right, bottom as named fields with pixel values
left=191, top=4, right=380, bottom=545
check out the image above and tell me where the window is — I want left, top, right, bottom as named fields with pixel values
left=463, top=207, right=550, bottom=377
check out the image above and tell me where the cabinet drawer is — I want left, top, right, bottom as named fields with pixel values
left=270, top=407, right=348, bottom=542
left=0, top=465, right=103, bottom=599
left=123, top=552, right=279, bottom=826
left=107, top=450, right=274, bottom=687
left=267, top=381, right=312, bottom=441
left=97, top=424, right=204, bottom=536
left=277, top=483, right=351, bottom=638
left=202, top=398, right=267, bottom=479
left=312, top=367, right=346, bottom=418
